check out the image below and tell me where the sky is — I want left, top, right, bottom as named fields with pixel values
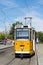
left=0, top=0, right=43, bottom=32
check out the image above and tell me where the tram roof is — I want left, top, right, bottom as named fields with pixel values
left=15, top=24, right=35, bottom=30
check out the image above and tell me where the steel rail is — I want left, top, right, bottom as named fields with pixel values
left=6, top=57, right=31, bottom=65
left=6, top=57, right=15, bottom=65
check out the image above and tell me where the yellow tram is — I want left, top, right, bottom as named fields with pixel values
left=14, top=17, right=36, bottom=57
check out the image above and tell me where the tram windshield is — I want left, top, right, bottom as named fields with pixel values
left=16, top=28, right=29, bottom=39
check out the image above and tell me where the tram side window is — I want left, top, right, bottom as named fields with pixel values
left=29, top=29, right=33, bottom=41
left=33, top=30, right=36, bottom=42
left=33, top=30, right=34, bottom=39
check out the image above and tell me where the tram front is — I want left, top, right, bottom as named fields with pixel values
left=14, top=25, right=35, bottom=57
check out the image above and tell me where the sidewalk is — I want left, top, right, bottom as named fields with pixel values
left=0, top=43, right=13, bottom=50
left=37, top=44, right=43, bottom=65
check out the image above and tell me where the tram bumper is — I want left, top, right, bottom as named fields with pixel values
left=15, top=51, right=35, bottom=58
left=15, top=53, right=31, bottom=58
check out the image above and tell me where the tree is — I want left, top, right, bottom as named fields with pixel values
left=37, top=32, right=43, bottom=42
left=6, top=34, right=12, bottom=40
left=0, top=33, right=5, bottom=42
left=9, top=21, right=22, bottom=39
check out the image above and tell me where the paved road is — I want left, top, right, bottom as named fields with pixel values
left=37, top=44, right=43, bottom=65
left=0, top=47, right=37, bottom=65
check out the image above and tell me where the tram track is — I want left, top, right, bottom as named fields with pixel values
left=0, top=47, right=38, bottom=65
left=6, top=57, right=15, bottom=65
left=6, top=56, right=31, bottom=65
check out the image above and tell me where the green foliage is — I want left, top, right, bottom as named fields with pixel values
left=37, top=32, right=43, bottom=42
left=0, top=33, right=5, bottom=42
left=9, top=21, right=22, bottom=39
left=6, top=34, right=12, bottom=40
left=0, top=33, right=13, bottom=41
